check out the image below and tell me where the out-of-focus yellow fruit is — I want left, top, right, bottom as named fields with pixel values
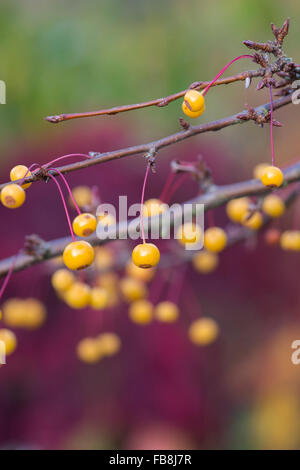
left=65, top=282, right=91, bottom=309
left=120, top=277, right=147, bottom=303
left=125, top=261, right=156, bottom=283
left=253, top=163, right=269, bottom=180
left=204, top=227, right=227, bottom=252
left=77, top=337, right=102, bottom=363
left=95, top=246, right=115, bottom=271
left=176, top=223, right=202, bottom=246
left=97, top=212, right=116, bottom=226
left=154, top=301, right=179, bottom=323
left=129, top=300, right=153, bottom=324
left=0, top=329, right=17, bottom=355
left=90, top=287, right=108, bottom=309
left=51, top=269, right=75, bottom=292
left=226, top=197, right=250, bottom=223
left=262, top=194, right=285, bottom=218
left=98, top=333, right=121, bottom=356
left=242, top=211, right=263, bottom=230
left=71, top=186, right=92, bottom=209
left=189, top=318, right=219, bottom=346
left=280, top=231, right=300, bottom=251
left=192, top=251, right=219, bottom=274
left=143, top=199, right=166, bottom=217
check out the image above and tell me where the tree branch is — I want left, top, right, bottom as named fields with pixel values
left=44, top=69, right=264, bottom=124
left=0, top=93, right=293, bottom=191
left=1, top=159, right=300, bottom=278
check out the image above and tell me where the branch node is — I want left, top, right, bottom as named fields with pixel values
left=145, top=147, right=157, bottom=173
left=24, top=235, right=51, bottom=260
left=179, top=118, right=190, bottom=130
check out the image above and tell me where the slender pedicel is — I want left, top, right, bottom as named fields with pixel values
left=47, top=172, right=76, bottom=242
left=43, top=153, right=93, bottom=168
left=202, top=55, right=253, bottom=96
left=159, top=172, right=176, bottom=202
left=268, top=83, right=275, bottom=166
left=51, top=168, right=81, bottom=215
left=18, top=163, right=41, bottom=186
left=140, top=162, right=151, bottom=244
left=164, top=174, right=189, bottom=204
left=0, top=252, right=20, bottom=301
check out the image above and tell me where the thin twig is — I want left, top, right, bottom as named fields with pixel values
left=0, top=93, right=293, bottom=191
left=44, top=69, right=263, bottom=123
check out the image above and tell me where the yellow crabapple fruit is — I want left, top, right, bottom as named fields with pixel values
left=176, top=223, right=202, bottom=246
left=120, top=277, right=147, bottom=303
left=143, top=199, right=166, bottom=217
left=242, top=211, right=263, bottom=230
left=98, top=333, right=121, bottom=356
left=204, top=227, right=227, bottom=252
left=1, top=184, right=25, bottom=209
left=129, top=299, right=153, bottom=325
left=22, top=298, right=46, bottom=329
left=90, top=287, right=108, bottom=310
left=10, top=165, right=32, bottom=189
left=2, top=299, right=25, bottom=327
left=0, top=329, right=17, bottom=355
left=188, top=318, right=219, bottom=346
left=63, top=241, right=95, bottom=270
left=64, top=282, right=91, bottom=309
left=97, top=212, right=116, bottom=226
left=125, top=261, right=156, bottom=283
left=262, top=194, right=285, bottom=218
left=97, top=273, right=119, bottom=307
left=71, top=186, right=92, bottom=209
left=72, top=213, right=97, bottom=237
left=95, top=247, right=114, bottom=270
left=77, top=337, right=102, bottom=363
left=260, top=166, right=284, bottom=188
left=97, top=272, right=118, bottom=289
left=226, top=197, right=250, bottom=223
left=280, top=231, right=300, bottom=251
left=132, top=243, right=160, bottom=269
left=192, top=251, right=219, bottom=274
left=51, top=269, right=75, bottom=292
left=154, top=301, right=179, bottom=323
left=253, top=163, right=269, bottom=180
left=182, top=90, right=205, bottom=118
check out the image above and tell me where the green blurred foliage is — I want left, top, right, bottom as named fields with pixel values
left=0, top=0, right=299, bottom=148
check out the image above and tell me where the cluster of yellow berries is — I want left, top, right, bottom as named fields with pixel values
left=0, top=165, right=32, bottom=209
left=226, top=193, right=285, bottom=232
left=51, top=268, right=109, bottom=310
left=176, top=222, right=227, bottom=253
left=174, top=222, right=225, bottom=276
left=77, top=332, right=121, bottom=363
left=2, top=298, right=46, bottom=329
left=128, top=300, right=180, bottom=325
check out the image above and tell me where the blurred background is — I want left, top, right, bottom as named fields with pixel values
left=0, top=0, right=300, bottom=450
